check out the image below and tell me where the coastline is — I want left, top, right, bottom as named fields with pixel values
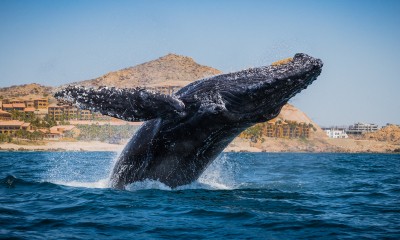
left=0, top=141, right=125, bottom=152
left=0, top=138, right=398, bottom=153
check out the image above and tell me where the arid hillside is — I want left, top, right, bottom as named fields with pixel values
left=68, top=53, right=222, bottom=88
left=0, top=83, right=53, bottom=99
left=363, top=125, right=400, bottom=144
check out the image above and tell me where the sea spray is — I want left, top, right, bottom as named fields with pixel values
left=44, top=151, right=117, bottom=189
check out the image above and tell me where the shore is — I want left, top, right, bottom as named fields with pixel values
left=0, top=137, right=399, bottom=153
left=0, top=141, right=125, bottom=152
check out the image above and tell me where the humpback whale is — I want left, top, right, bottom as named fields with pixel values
left=55, top=53, right=323, bottom=189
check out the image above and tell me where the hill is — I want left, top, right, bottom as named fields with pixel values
left=363, top=125, right=400, bottom=144
left=68, top=53, right=222, bottom=88
left=275, top=104, right=327, bottom=139
left=0, top=83, right=53, bottom=100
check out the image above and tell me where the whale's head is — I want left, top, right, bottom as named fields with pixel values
left=220, top=53, right=323, bottom=123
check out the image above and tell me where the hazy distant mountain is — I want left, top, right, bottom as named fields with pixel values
left=68, top=53, right=222, bottom=88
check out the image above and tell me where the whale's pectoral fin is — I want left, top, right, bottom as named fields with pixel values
left=54, top=86, right=186, bottom=122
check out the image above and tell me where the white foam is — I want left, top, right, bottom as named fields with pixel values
left=47, top=152, right=239, bottom=191
left=54, top=178, right=110, bottom=189
left=125, top=179, right=172, bottom=191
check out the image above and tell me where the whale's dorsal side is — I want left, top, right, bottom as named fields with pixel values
left=55, top=86, right=186, bottom=122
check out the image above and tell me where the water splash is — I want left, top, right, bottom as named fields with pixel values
left=53, top=178, right=110, bottom=189
left=44, top=152, right=239, bottom=191
left=197, top=153, right=239, bottom=190
left=44, top=152, right=118, bottom=189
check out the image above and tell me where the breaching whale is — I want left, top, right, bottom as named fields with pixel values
left=55, top=53, right=323, bottom=189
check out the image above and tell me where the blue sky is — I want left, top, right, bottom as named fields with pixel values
left=0, top=0, right=399, bottom=126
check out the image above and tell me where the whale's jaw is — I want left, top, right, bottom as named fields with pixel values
left=215, top=53, right=323, bottom=123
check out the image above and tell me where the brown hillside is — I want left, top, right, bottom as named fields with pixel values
left=69, top=53, right=222, bottom=88
left=0, top=83, right=53, bottom=99
left=363, top=125, right=400, bottom=144
left=275, top=104, right=327, bottom=139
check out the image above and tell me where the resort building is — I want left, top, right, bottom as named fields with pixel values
left=63, top=105, right=79, bottom=120
left=0, top=120, right=31, bottom=135
left=264, top=120, right=311, bottom=139
left=48, top=104, right=94, bottom=121
left=25, top=100, right=34, bottom=108
left=80, top=110, right=93, bottom=120
left=1, top=103, right=26, bottom=112
left=45, top=125, right=79, bottom=139
left=34, top=108, right=48, bottom=119
left=322, top=127, right=348, bottom=138
left=0, top=110, right=12, bottom=121
left=34, top=98, right=48, bottom=109
left=1, top=104, right=13, bottom=112
left=23, top=108, right=36, bottom=119
left=48, top=105, right=65, bottom=121
left=9, top=99, right=25, bottom=105
left=346, top=122, right=379, bottom=135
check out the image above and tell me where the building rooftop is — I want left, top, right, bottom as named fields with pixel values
left=24, top=107, right=35, bottom=112
left=48, top=103, right=64, bottom=108
left=0, top=120, right=25, bottom=126
left=2, top=104, right=12, bottom=108
left=0, top=110, right=11, bottom=115
left=12, top=103, right=26, bottom=108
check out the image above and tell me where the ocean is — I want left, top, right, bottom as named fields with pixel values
left=1, top=152, right=399, bottom=239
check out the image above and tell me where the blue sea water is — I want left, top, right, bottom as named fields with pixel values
left=1, top=152, right=399, bottom=239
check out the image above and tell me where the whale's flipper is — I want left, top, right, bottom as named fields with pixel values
left=54, top=86, right=185, bottom=122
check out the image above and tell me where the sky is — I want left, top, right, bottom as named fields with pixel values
left=0, top=0, right=399, bottom=126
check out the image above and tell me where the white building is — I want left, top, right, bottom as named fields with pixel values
left=322, top=127, right=348, bottom=139
left=346, top=122, right=379, bottom=135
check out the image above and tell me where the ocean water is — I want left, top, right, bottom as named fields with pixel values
left=1, top=152, right=399, bottom=239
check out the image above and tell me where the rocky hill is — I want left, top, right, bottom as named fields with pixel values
left=275, top=104, right=327, bottom=139
left=0, top=83, right=53, bottom=99
left=363, top=125, right=400, bottom=144
left=68, top=53, right=222, bottom=88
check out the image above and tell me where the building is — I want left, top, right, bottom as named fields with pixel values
left=79, top=110, right=92, bottom=120
left=25, top=100, right=34, bottom=108
left=346, top=122, right=379, bottom=135
left=24, top=108, right=36, bottom=119
left=2, top=104, right=13, bottom=112
left=48, top=104, right=93, bottom=121
left=34, top=108, right=48, bottom=119
left=322, top=127, right=348, bottom=139
left=1, top=103, right=26, bottom=112
left=9, top=99, right=25, bottom=105
left=0, top=110, right=12, bottom=121
left=63, top=105, right=79, bottom=119
left=12, top=103, right=26, bottom=111
left=48, top=104, right=65, bottom=121
left=0, top=120, right=31, bottom=135
left=45, top=125, right=79, bottom=139
left=34, top=98, right=48, bottom=109
left=268, top=120, right=311, bottom=139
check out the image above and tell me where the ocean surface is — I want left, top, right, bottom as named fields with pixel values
left=1, top=152, right=399, bottom=239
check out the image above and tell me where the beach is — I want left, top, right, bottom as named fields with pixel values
left=0, top=137, right=398, bottom=153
